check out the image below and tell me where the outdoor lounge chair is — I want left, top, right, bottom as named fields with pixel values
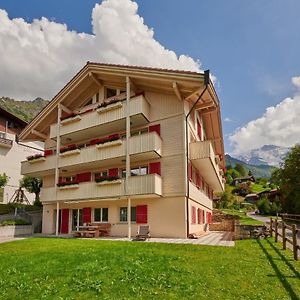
left=134, top=225, right=151, bottom=241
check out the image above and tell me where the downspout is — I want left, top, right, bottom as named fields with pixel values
left=185, top=70, right=210, bottom=238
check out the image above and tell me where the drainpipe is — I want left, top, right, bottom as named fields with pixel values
left=185, top=70, right=210, bottom=238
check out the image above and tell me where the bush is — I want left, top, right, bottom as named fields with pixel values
left=0, top=219, right=31, bottom=226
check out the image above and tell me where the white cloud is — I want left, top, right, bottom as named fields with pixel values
left=229, top=76, right=300, bottom=156
left=292, top=76, right=300, bottom=89
left=0, top=0, right=201, bottom=101
left=224, top=117, right=232, bottom=122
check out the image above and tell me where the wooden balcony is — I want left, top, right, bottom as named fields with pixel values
left=40, top=174, right=162, bottom=203
left=21, top=132, right=162, bottom=176
left=0, top=137, right=13, bottom=148
left=21, top=155, right=56, bottom=176
left=49, top=95, right=150, bottom=143
left=189, top=140, right=224, bottom=192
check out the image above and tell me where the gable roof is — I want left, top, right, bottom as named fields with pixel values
left=0, top=106, right=27, bottom=128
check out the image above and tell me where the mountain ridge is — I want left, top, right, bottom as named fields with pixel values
left=225, top=154, right=276, bottom=178
left=0, top=96, right=49, bottom=123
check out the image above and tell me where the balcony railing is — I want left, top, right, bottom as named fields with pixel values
left=49, top=94, right=150, bottom=141
left=0, top=137, right=13, bottom=148
left=189, top=140, right=224, bottom=192
left=40, top=174, right=162, bottom=202
left=21, top=132, right=162, bottom=176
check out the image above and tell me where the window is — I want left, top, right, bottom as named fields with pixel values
left=122, top=166, right=148, bottom=177
left=0, top=132, right=6, bottom=139
left=94, top=170, right=108, bottom=179
left=64, top=176, right=76, bottom=183
left=94, top=208, right=108, bottom=222
left=83, top=98, right=93, bottom=107
left=106, top=88, right=118, bottom=98
left=131, top=128, right=148, bottom=136
left=120, top=207, right=136, bottom=222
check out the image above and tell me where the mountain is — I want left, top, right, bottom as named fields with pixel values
left=0, top=97, right=49, bottom=123
left=225, top=154, right=276, bottom=178
left=235, top=145, right=289, bottom=167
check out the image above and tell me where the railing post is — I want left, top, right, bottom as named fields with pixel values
left=270, top=218, right=273, bottom=237
left=292, top=224, right=298, bottom=261
left=282, top=222, right=286, bottom=250
left=274, top=219, right=278, bottom=242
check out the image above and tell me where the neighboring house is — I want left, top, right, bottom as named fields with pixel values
left=19, top=62, right=225, bottom=238
left=244, top=193, right=259, bottom=204
left=0, top=107, right=42, bottom=203
left=232, top=176, right=255, bottom=186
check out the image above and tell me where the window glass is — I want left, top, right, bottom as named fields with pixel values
left=140, top=167, right=148, bottom=175
left=0, top=132, right=5, bottom=139
left=106, top=88, right=117, bottom=98
left=120, top=207, right=136, bottom=222
left=94, top=208, right=108, bottom=222
left=102, top=208, right=108, bottom=222
left=131, top=168, right=140, bottom=176
left=95, top=171, right=108, bottom=179
left=94, top=208, right=101, bottom=222
left=120, top=207, right=127, bottom=222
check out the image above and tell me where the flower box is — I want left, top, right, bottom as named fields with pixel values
left=61, top=114, right=81, bottom=125
left=27, top=154, right=45, bottom=163
left=96, top=179, right=122, bottom=186
left=59, top=149, right=81, bottom=157
left=96, top=101, right=123, bottom=114
left=96, top=139, right=123, bottom=149
left=58, top=184, right=79, bottom=190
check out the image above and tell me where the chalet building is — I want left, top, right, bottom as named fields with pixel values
left=0, top=107, right=41, bottom=203
left=19, top=63, right=225, bottom=238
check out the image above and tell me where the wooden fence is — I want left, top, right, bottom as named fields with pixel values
left=270, top=218, right=299, bottom=260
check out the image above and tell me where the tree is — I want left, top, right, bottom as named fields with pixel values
left=234, top=163, right=246, bottom=177
left=227, top=168, right=240, bottom=180
left=20, top=176, right=43, bottom=206
left=0, top=173, right=8, bottom=188
left=271, top=145, right=300, bottom=213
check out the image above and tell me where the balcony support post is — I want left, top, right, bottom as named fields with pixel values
left=126, top=76, right=132, bottom=239
left=55, top=201, right=59, bottom=236
left=54, top=104, right=62, bottom=235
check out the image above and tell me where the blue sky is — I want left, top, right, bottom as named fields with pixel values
left=1, top=0, right=300, bottom=154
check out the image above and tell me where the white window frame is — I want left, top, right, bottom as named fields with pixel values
left=93, top=208, right=109, bottom=223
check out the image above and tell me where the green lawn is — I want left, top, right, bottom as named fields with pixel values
left=0, top=238, right=299, bottom=299
left=221, top=209, right=264, bottom=225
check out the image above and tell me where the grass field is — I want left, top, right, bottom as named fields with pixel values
left=0, top=238, right=299, bottom=299
left=221, top=209, right=264, bottom=225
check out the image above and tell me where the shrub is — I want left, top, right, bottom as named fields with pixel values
left=0, top=219, right=31, bottom=226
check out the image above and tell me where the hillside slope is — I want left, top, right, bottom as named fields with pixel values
left=0, top=97, right=49, bottom=123
left=225, top=154, right=276, bottom=178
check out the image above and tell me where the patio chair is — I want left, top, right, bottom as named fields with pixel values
left=134, top=225, right=151, bottom=241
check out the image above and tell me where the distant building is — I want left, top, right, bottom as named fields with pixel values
left=0, top=107, right=42, bottom=203
left=232, top=175, right=255, bottom=186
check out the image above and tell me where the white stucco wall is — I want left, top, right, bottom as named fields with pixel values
left=0, top=132, right=43, bottom=204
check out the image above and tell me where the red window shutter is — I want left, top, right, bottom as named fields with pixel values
left=197, top=208, right=201, bottom=224
left=60, top=209, right=69, bottom=234
left=191, top=206, right=196, bottom=224
left=83, top=207, right=91, bottom=223
left=76, top=172, right=91, bottom=183
left=149, top=162, right=161, bottom=175
left=136, top=205, right=148, bottom=224
left=149, top=124, right=161, bottom=136
left=108, top=168, right=119, bottom=177
left=44, top=149, right=53, bottom=157
left=197, top=120, right=202, bottom=140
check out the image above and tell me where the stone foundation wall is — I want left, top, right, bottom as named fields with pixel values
left=0, top=225, right=33, bottom=238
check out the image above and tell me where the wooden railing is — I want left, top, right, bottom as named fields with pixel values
left=270, top=218, right=299, bottom=260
